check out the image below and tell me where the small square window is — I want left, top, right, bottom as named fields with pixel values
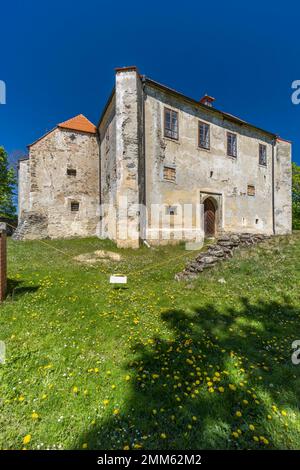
left=247, top=185, right=255, bottom=196
left=164, top=108, right=178, bottom=140
left=163, top=166, right=176, bottom=182
left=67, top=168, right=77, bottom=176
left=199, top=121, right=210, bottom=149
left=166, top=206, right=177, bottom=215
left=227, top=132, right=237, bottom=157
left=259, top=144, right=267, bottom=166
left=71, top=201, right=80, bottom=212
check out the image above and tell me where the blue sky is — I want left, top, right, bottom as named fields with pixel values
left=1, top=0, right=300, bottom=164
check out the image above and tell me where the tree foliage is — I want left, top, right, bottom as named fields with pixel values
left=292, top=162, right=300, bottom=230
left=0, top=146, right=16, bottom=219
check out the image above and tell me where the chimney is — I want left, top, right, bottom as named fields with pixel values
left=200, top=94, right=215, bottom=107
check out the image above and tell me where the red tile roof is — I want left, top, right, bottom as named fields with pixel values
left=58, top=114, right=97, bottom=134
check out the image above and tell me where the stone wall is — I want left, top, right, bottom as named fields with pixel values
left=175, top=232, right=272, bottom=281
left=274, top=139, right=292, bottom=234
left=0, top=224, right=7, bottom=302
left=17, top=127, right=100, bottom=240
left=115, top=67, right=143, bottom=248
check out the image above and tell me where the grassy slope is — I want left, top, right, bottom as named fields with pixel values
left=0, top=234, right=300, bottom=450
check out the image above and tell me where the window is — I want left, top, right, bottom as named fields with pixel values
left=164, top=108, right=178, bottom=140
left=163, top=166, right=176, bottom=182
left=259, top=144, right=267, bottom=166
left=67, top=168, right=77, bottom=177
left=227, top=132, right=237, bottom=157
left=247, top=185, right=255, bottom=196
left=198, top=121, right=210, bottom=149
left=166, top=206, right=177, bottom=215
left=71, top=201, right=80, bottom=212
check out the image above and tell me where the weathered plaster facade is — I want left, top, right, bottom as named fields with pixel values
left=17, top=67, right=292, bottom=245
left=17, top=122, right=100, bottom=240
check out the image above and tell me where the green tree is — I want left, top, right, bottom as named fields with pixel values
left=0, top=146, right=16, bottom=219
left=292, top=162, right=300, bottom=230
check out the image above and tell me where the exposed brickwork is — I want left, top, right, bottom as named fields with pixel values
left=0, top=225, right=7, bottom=302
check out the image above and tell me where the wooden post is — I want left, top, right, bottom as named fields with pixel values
left=0, top=223, right=7, bottom=302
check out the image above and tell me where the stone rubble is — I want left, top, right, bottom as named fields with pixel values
left=175, top=233, right=271, bottom=281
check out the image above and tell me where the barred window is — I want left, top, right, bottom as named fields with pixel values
left=198, top=121, right=210, bottom=149
left=163, top=166, right=176, bottom=182
left=71, top=201, right=80, bottom=212
left=67, top=168, right=77, bottom=176
left=164, top=108, right=178, bottom=140
left=227, top=132, right=237, bottom=157
left=247, top=185, right=255, bottom=196
left=166, top=205, right=177, bottom=215
left=259, top=144, right=267, bottom=166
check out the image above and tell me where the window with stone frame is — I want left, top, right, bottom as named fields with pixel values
left=247, top=185, right=256, bottom=196
left=67, top=168, right=77, bottom=177
left=71, top=201, right=80, bottom=212
left=198, top=121, right=210, bottom=149
left=259, top=144, right=267, bottom=166
left=163, top=166, right=176, bottom=182
left=164, top=108, right=179, bottom=140
left=227, top=132, right=237, bottom=157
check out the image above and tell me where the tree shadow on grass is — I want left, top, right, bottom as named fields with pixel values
left=6, top=278, right=40, bottom=299
left=74, top=298, right=300, bottom=450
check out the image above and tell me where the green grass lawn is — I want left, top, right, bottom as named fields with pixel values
left=0, top=233, right=300, bottom=450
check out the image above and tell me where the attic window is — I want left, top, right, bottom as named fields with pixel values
left=247, top=185, right=255, bottom=196
left=163, top=166, right=176, bottom=182
left=67, top=168, right=77, bottom=177
left=71, top=201, right=80, bottom=212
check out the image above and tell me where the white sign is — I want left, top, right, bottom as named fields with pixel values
left=110, top=275, right=127, bottom=284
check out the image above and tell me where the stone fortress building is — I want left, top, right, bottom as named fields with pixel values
left=16, top=66, right=292, bottom=247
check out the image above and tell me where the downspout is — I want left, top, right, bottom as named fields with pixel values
left=272, top=138, right=276, bottom=235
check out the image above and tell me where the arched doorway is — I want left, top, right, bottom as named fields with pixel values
left=204, top=198, right=217, bottom=237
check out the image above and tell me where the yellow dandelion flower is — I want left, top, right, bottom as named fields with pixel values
left=123, top=445, right=130, bottom=450
left=18, top=396, right=25, bottom=402
left=23, top=434, right=31, bottom=445
left=267, top=414, right=272, bottom=420
left=281, top=410, right=287, bottom=416
left=31, top=412, right=39, bottom=420
left=160, top=433, right=167, bottom=439
left=249, top=424, right=255, bottom=431
left=236, top=411, right=242, bottom=417
left=103, top=399, right=109, bottom=406
left=82, top=443, right=88, bottom=449
left=232, top=431, right=239, bottom=438
left=113, top=408, right=120, bottom=415
left=208, top=387, right=214, bottom=393
left=125, top=375, right=130, bottom=381
left=72, top=386, right=78, bottom=394
left=253, top=436, right=259, bottom=442
left=218, top=387, right=225, bottom=393
left=229, top=384, right=236, bottom=391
